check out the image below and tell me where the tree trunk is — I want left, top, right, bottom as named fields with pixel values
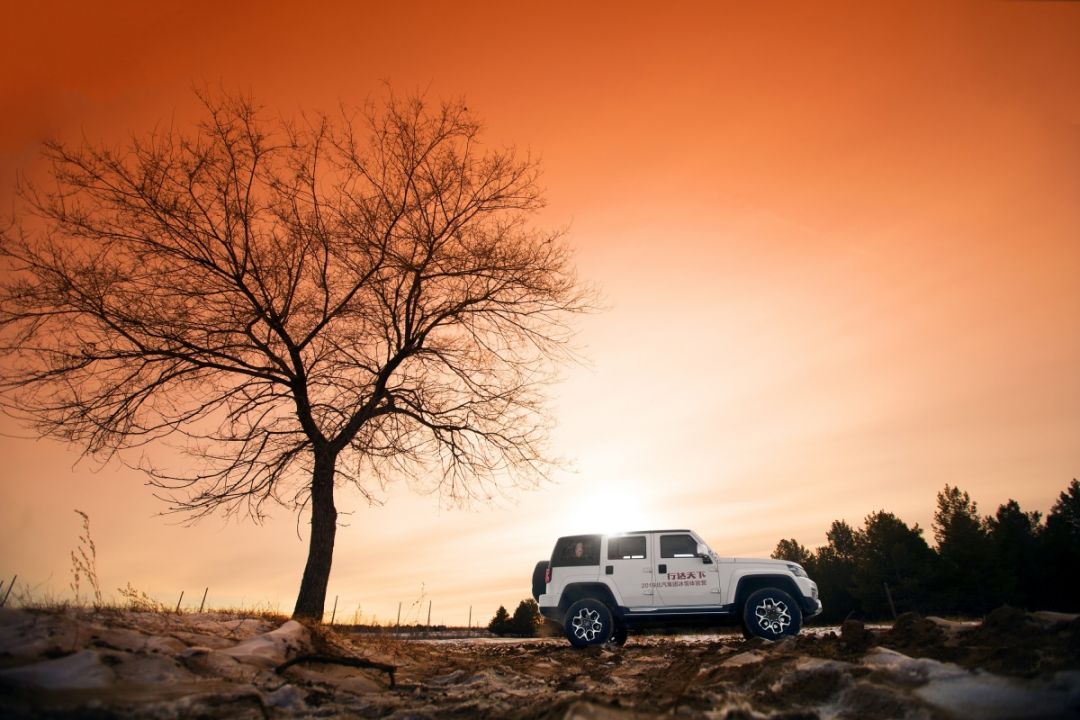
left=292, top=451, right=339, bottom=620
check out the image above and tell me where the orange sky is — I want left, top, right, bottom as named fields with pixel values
left=1, top=1, right=1078, bottom=624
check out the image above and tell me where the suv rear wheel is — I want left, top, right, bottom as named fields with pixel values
left=742, top=588, right=802, bottom=640
left=564, top=598, right=614, bottom=648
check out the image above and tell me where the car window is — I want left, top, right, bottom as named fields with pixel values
left=607, top=535, right=647, bottom=560
left=551, top=535, right=601, bottom=567
left=660, top=534, right=698, bottom=558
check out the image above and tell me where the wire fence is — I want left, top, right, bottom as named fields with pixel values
left=0, top=574, right=521, bottom=638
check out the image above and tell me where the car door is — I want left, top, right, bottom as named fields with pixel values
left=604, top=534, right=654, bottom=608
left=652, top=532, right=722, bottom=607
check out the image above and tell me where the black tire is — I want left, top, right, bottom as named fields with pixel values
left=742, top=588, right=803, bottom=640
left=610, top=622, right=628, bottom=646
left=564, top=598, right=615, bottom=648
left=531, top=561, right=550, bottom=601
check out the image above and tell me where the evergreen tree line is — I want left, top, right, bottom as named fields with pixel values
left=489, top=599, right=543, bottom=636
left=772, top=479, right=1080, bottom=622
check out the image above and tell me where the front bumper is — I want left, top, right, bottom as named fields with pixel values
left=794, top=577, right=822, bottom=618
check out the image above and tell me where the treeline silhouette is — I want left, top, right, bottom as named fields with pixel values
left=489, top=599, right=543, bottom=637
left=772, top=479, right=1080, bottom=622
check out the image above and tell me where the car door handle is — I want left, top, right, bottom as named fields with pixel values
left=642, top=567, right=653, bottom=573
left=658, top=564, right=667, bottom=574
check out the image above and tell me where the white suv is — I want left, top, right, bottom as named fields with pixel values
left=531, top=529, right=821, bottom=647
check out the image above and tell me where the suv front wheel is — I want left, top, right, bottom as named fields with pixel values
left=742, top=588, right=803, bottom=640
left=564, top=598, right=615, bottom=648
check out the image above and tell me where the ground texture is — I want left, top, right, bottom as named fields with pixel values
left=1, top=606, right=1078, bottom=718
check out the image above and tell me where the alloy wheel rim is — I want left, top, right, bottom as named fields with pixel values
left=571, top=608, right=604, bottom=641
left=754, top=598, right=791, bottom=634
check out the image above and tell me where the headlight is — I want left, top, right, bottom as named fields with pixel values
left=787, top=564, right=808, bottom=578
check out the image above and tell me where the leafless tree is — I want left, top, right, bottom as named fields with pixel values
left=0, top=91, right=590, bottom=619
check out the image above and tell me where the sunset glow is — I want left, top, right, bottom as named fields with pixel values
left=1, top=1, right=1078, bottom=626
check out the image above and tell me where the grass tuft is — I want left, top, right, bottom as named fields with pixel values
left=69, top=509, right=102, bottom=607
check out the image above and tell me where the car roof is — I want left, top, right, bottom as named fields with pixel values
left=555, top=530, right=695, bottom=542
left=609, top=529, right=692, bottom=536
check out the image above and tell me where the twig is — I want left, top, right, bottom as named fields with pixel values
left=0, top=575, right=16, bottom=608
left=275, top=654, right=396, bottom=688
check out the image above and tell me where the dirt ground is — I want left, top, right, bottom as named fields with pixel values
left=1, top=606, right=1078, bottom=719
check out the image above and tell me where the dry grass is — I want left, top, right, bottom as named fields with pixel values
left=3, top=508, right=293, bottom=624
left=9, top=582, right=291, bottom=628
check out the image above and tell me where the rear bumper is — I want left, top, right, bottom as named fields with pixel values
left=539, top=605, right=560, bottom=621
left=538, top=592, right=561, bottom=623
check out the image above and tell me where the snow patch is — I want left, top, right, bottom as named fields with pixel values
left=865, top=646, right=1080, bottom=719
left=219, top=620, right=311, bottom=666
left=0, top=649, right=116, bottom=689
left=265, top=683, right=307, bottom=709
left=1032, top=610, right=1079, bottom=626
left=926, top=616, right=976, bottom=633
left=917, top=670, right=1080, bottom=719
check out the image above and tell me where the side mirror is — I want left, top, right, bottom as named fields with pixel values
left=697, top=543, right=713, bottom=564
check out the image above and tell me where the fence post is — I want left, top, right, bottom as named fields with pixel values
left=330, top=595, right=338, bottom=625
left=0, top=575, right=15, bottom=608
left=427, top=600, right=432, bottom=627
left=396, top=601, right=402, bottom=626
left=883, top=582, right=897, bottom=620
left=175, top=590, right=185, bottom=614
left=199, top=587, right=209, bottom=613
left=468, top=606, right=472, bottom=630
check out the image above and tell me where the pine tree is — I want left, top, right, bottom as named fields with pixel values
left=1040, top=479, right=1080, bottom=611
left=488, top=605, right=512, bottom=636
left=933, top=485, right=1000, bottom=614
left=853, top=511, right=937, bottom=618
left=771, top=538, right=813, bottom=568
left=509, top=599, right=541, bottom=637
left=985, top=499, right=1041, bottom=608
left=812, top=520, right=859, bottom=622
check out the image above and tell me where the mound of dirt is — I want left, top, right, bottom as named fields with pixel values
left=876, top=606, right=1080, bottom=678
left=1, top=607, right=1078, bottom=719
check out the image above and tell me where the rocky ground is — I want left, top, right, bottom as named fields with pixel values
left=1, top=606, right=1078, bottom=719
